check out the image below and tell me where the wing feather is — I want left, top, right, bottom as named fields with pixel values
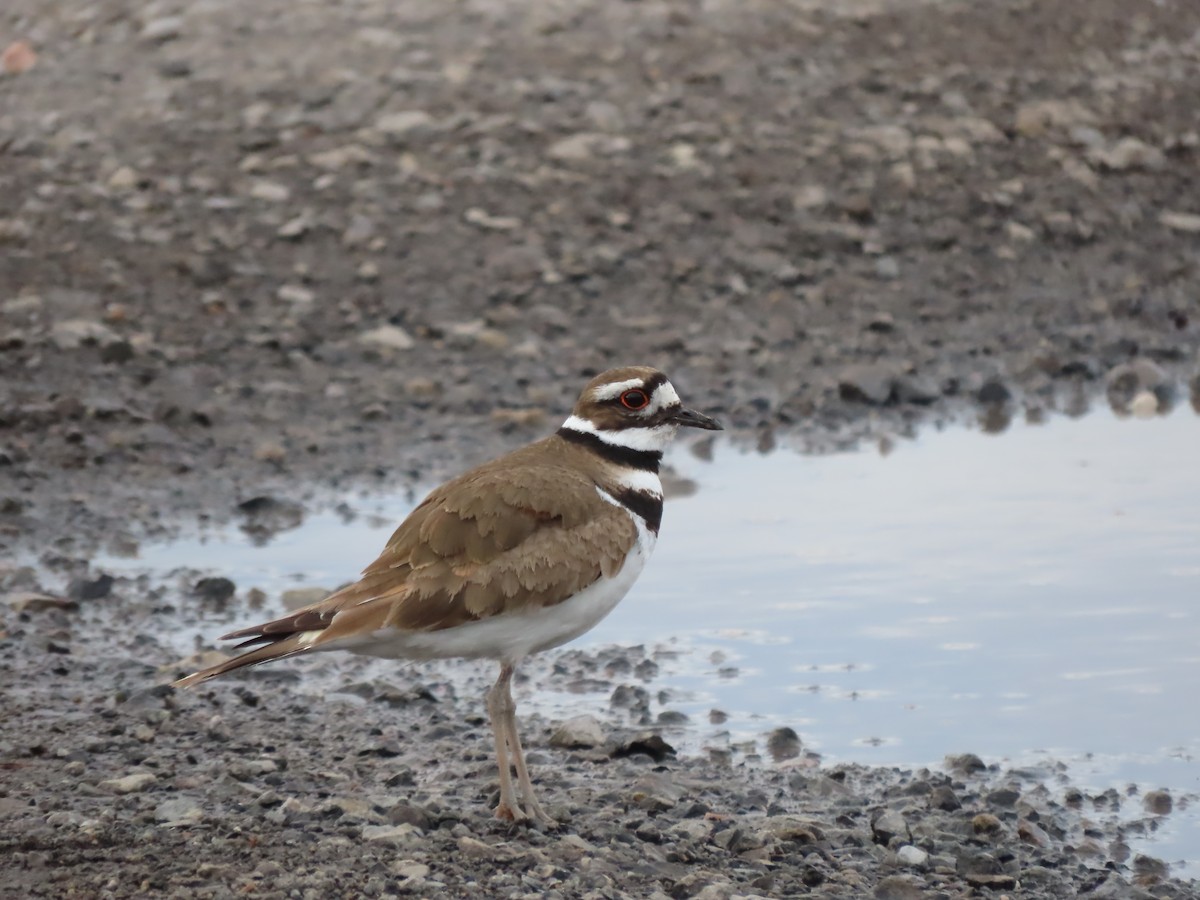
left=175, top=450, right=639, bottom=686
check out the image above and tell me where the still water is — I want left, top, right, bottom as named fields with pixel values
left=99, top=406, right=1200, bottom=870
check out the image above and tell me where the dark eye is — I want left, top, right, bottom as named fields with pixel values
left=620, top=389, right=649, bottom=410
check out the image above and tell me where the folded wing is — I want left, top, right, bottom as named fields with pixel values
left=173, top=463, right=636, bottom=686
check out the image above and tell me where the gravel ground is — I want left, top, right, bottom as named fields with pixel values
left=2, top=0, right=1200, bottom=896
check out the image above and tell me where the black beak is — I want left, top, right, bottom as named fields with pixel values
left=669, top=407, right=723, bottom=431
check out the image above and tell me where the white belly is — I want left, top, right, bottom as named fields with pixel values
left=345, top=517, right=656, bottom=665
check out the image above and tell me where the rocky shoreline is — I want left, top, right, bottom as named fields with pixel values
left=4, top=587, right=1197, bottom=899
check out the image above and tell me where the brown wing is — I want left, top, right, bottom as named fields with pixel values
left=174, top=456, right=637, bottom=687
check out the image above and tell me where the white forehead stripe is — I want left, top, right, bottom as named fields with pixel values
left=590, top=377, right=681, bottom=416
left=589, top=378, right=651, bottom=402
left=560, top=415, right=678, bottom=452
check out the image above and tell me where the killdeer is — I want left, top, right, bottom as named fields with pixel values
left=175, top=366, right=721, bottom=824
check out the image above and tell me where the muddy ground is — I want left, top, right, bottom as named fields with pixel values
left=2, top=0, right=1199, bottom=896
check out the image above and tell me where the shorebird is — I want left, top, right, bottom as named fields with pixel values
left=175, top=366, right=721, bottom=823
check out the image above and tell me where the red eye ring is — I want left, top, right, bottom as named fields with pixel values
left=620, top=389, right=650, bottom=410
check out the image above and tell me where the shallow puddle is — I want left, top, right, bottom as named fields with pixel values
left=96, top=405, right=1200, bottom=872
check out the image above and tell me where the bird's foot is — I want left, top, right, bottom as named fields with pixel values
left=494, top=801, right=557, bottom=828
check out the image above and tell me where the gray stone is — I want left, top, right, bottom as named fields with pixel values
left=894, top=374, right=940, bottom=404
left=871, top=809, right=910, bottom=844
left=49, top=320, right=121, bottom=350
left=765, top=726, right=801, bottom=761
left=976, top=379, right=1011, bottom=405
left=386, top=803, right=431, bottom=830
left=68, top=574, right=114, bottom=601
left=192, top=577, right=235, bottom=603
left=838, top=364, right=896, bottom=405
left=758, top=815, right=825, bottom=844
left=1106, top=359, right=1173, bottom=411
left=628, top=772, right=684, bottom=812
left=1143, top=789, right=1172, bottom=815
left=944, top=752, right=987, bottom=775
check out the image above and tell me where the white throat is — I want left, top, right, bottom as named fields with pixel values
left=560, top=414, right=678, bottom=453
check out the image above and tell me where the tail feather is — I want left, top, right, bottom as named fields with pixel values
left=171, top=577, right=398, bottom=690
left=172, top=633, right=312, bottom=689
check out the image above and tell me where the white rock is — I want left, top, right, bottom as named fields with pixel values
left=241, top=102, right=272, bottom=129
left=107, top=166, right=139, bottom=191
left=667, top=142, right=703, bottom=170
left=358, top=324, right=415, bottom=351
left=951, top=116, right=1005, bottom=144
left=363, top=824, right=422, bottom=845
left=140, top=16, right=183, bottom=42
left=277, top=214, right=310, bottom=239
left=1013, top=99, right=1095, bottom=138
left=793, top=185, right=829, bottom=209
left=585, top=101, right=624, bottom=130
left=101, top=773, right=157, bottom=794
left=1088, top=136, right=1165, bottom=171
left=853, top=124, right=913, bottom=158
left=249, top=180, right=291, bottom=202
left=309, top=144, right=375, bottom=170
left=375, top=111, right=434, bottom=137
left=693, top=883, right=734, bottom=900
left=3, top=294, right=42, bottom=314
left=1160, top=210, right=1200, bottom=234
left=464, top=208, right=521, bottom=231
left=1004, top=221, right=1036, bottom=244
left=897, top=844, right=929, bottom=867
left=277, top=284, right=315, bottom=306
left=155, top=798, right=203, bottom=825
left=547, top=132, right=631, bottom=161
left=670, top=820, right=712, bottom=841
left=391, top=861, right=430, bottom=880
left=0, top=218, right=33, bottom=242
left=549, top=714, right=607, bottom=749
left=229, top=758, right=278, bottom=778
left=356, top=27, right=404, bottom=48
left=1130, top=390, right=1159, bottom=418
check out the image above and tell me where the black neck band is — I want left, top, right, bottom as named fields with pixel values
left=610, top=488, right=664, bottom=535
left=557, top=427, right=663, bottom=472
